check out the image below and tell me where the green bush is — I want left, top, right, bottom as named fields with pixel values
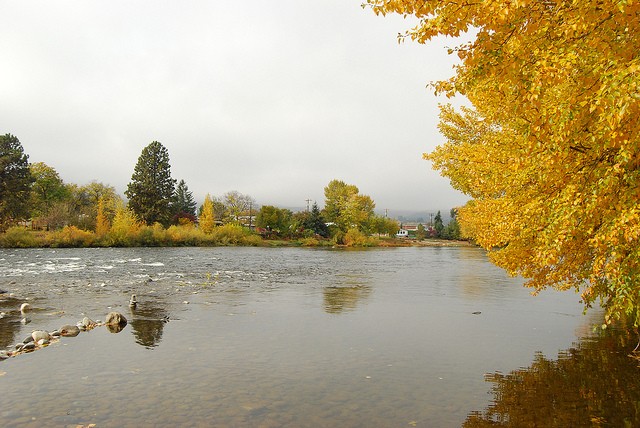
left=0, top=227, right=38, bottom=247
left=241, top=234, right=263, bottom=246
left=300, top=237, right=320, bottom=247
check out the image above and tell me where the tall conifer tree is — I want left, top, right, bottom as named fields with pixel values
left=0, top=134, right=34, bottom=227
left=173, top=179, right=197, bottom=217
left=125, top=141, right=176, bottom=226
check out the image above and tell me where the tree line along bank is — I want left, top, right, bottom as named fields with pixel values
left=0, top=135, right=461, bottom=247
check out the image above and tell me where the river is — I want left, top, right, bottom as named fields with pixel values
left=0, top=247, right=638, bottom=427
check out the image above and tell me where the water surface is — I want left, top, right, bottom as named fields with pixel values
left=0, top=247, right=637, bottom=427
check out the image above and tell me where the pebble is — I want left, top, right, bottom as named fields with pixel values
left=0, top=351, right=9, bottom=360
left=23, top=335, right=34, bottom=344
left=22, top=342, right=35, bottom=352
left=77, top=317, right=96, bottom=330
left=20, top=317, right=30, bottom=325
left=37, top=338, right=49, bottom=346
left=15, top=343, right=24, bottom=351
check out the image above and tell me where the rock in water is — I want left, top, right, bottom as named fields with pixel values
left=129, top=294, right=137, bottom=309
left=105, top=312, right=127, bottom=327
left=31, top=330, right=51, bottom=342
left=59, top=325, right=81, bottom=337
left=77, top=317, right=96, bottom=330
left=20, top=303, right=31, bottom=313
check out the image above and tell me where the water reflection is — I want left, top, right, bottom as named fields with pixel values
left=464, top=324, right=640, bottom=427
left=129, top=297, right=170, bottom=348
left=0, top=296, right=25, bottom=349
left=323, top=285, right=371, bottom=314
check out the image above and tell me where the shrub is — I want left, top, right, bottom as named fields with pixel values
left=52, top=226, right=95, bottom=247
left=241, top=234, right=263, bottom=246
left=211, top=223, right=247, bottom=245
left=0, top=227, right=38, bottom=248
left=343, top=228, right=378, bottom=247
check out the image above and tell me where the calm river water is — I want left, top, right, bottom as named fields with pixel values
left=0, top=247, right=639, bottom=427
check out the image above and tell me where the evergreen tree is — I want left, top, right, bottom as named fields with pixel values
left=433, top=211, right=444, bottom=238
left=443, top=208, right=461, bottom=240
left=172, top=179, right=197, bottom=217
left=304, top=202, right=329, bottom=237
left=125, top=141, right=176, bottom=226
left=0, top=134, right=34, bottom=228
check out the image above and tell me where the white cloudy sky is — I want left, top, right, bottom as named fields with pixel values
left=1, top=0, right=469, bottom=213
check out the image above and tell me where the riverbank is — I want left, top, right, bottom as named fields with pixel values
left=0, top=225, right=472, bottom=249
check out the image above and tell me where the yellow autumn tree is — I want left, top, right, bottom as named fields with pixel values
left=95, top=196, right=111, bottom=237
left=366, top=1, right=640, bottom=324
left=199, top=194, right=216, bottom=234
left=109, top=202, right=142, bottom=245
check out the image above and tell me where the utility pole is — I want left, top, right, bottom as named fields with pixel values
left=249, top=202, right=252, bottom=229
left=384, top=208, right=388, bottom=218
left=305, top=198, right=312, bottom=212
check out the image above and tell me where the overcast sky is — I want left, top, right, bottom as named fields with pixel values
left=1, top=0, right=469, bottom=214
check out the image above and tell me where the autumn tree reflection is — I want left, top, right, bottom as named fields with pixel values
left=129, top=299, right=169, bottom=348
left=323, top=285, right=371, bottom=314
left=464, top=325, right=640, bottom=427
left=0, top=296, right=24, bottom=349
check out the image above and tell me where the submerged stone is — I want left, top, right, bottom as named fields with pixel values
left=105, top=312, right=127, bottom=327
left=59, top=325, right=80, bottom=337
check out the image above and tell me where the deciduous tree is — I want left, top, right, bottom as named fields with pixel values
left=126, top=141, right=176, bottom=226
left=29, top=162, right=68, bottom=218
left=199, top=194, right=216, bottom=234
left=366, top=1, right=640, bottom=323
left=256, top=205, right=292, bottom=236
left=323, top=180, right=376, bottom=233
left=95, top=196, right=111, bottom=237
left=222, top=190, right=255, bottom=224
left=323, top=180, right=358, bottom=228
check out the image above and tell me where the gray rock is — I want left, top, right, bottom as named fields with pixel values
left=50, top=330, right=61, bottom=338
left=0, top=351, right=9, bottom=360
left=37, top=338, right=49, bottom=346
left=20, top=317, right=30, bottom=325
left=23, top=335, right=34, bottom=344
left=105, top=312, right=127, bottom=327
left=14, top=343, right=24, bottom=352
left=19, top=303, right=31, bottom=313
left=22, top=342, right=35, bottom=352
left=31, top=330, right=51, bottom=343
left=59, top=325, right=80, bottom=337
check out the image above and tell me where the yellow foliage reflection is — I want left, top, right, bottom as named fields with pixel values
left=464, top=324, right=640, bottom=427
